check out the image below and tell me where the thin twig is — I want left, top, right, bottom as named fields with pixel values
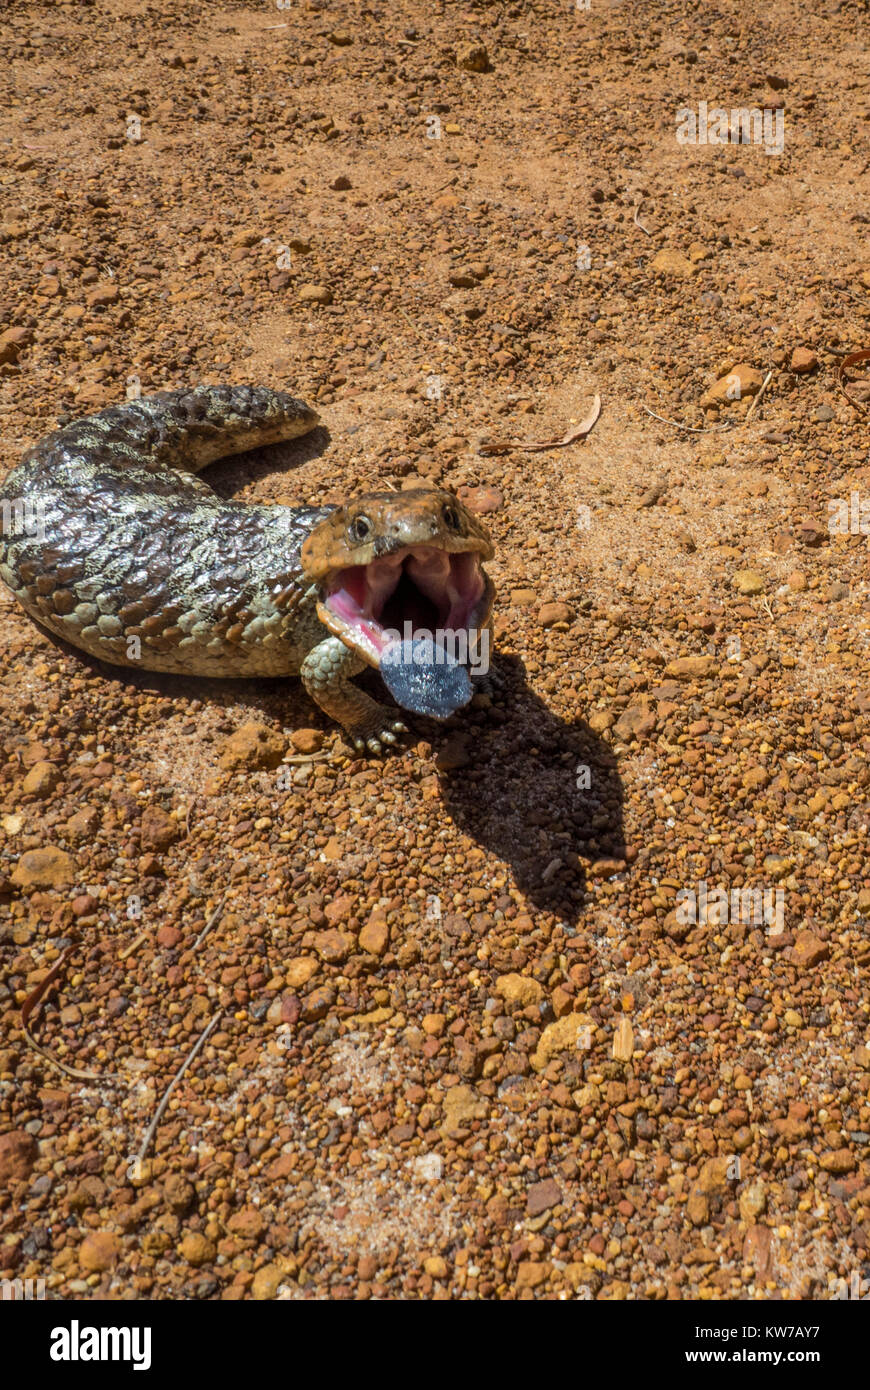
left=745, top=368, right=774, bottom=422
left=633, top=200, right=652, bottom=237
left=397, top=307, right=422, bottom=340
left=134, top=1010, right=222, bottom=1168
left=119, top=929, right=149, bottom=963
left=192, top=893, right=228, bottom=953
left=641, top=404, right=733, bottom=434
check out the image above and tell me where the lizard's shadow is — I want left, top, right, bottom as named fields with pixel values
left=205, top=426, right=332, bottom=498
left=26, top=633, right=623, bottom=933
left=432, top=653, right=626, bottom=929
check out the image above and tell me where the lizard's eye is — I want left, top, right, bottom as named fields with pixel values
left=442, top=504, right=461, bottom=531
left=350, top=515, right=372, bottom=542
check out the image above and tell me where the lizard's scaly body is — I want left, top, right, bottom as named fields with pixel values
left=0, top=385, right=494, bottom=752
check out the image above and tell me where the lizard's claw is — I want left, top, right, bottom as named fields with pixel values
left=351, top=718, right=409, bottom=756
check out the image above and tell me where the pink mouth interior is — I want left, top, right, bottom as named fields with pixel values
left=324, top=547, right=486, bottom=660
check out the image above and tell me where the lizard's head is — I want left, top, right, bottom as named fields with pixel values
left=301, top=488, right=495, bottom=667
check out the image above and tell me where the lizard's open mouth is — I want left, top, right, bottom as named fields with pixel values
left=318, top=546, right=493, bottom=667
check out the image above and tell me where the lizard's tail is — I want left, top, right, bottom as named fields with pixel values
left=9, top=384, right=320, bottom=494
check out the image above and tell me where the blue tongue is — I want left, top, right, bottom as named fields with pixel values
left=380, top=636, right=473, bottom=719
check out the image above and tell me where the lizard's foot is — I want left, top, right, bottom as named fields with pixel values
left=303, top=636, right=409, bottom=755
left=348, top=712, right=409, bottom=756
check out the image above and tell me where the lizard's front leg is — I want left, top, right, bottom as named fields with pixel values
left=301, top=635, right=408, bottom=755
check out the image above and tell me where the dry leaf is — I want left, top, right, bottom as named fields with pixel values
left=479, top=394, right=601, bottom=454
left=21, top=939, right=78, bottom=1034
left=523, top=394, right=602, bottom=452
left=21, top=935, right=105, bottom=1082
left=838, top=348, right=870, bottom=416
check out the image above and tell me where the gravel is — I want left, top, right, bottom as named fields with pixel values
left=0, top=0, right=868, bottom=1303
